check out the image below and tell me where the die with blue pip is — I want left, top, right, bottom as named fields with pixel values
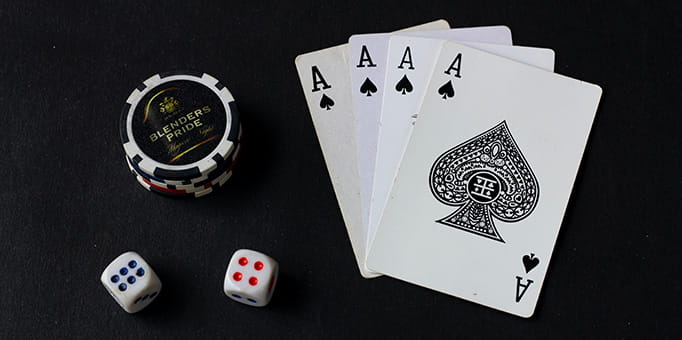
left=100, top=251, right=162, bottom=313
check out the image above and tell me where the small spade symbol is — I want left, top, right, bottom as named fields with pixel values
left=522, top=253, right=540, bottom=273
left=319, top=94, right=334, bottom=110
left=360, top=77, right=378, bottom=97
left=438, top=80, right=455, bottom=99
left=395, top=75, right=413, bottom=95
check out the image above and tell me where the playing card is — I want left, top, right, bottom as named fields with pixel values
left=349, top=26, right=514, bottom=234
left=347, top=20, right=450, bottom=244
left=367, top=35, right=555, bottom=252
left=295, top=45, right=377, bottom=278
left=295, top=20, right=450, bottom=278
left=366, top=41, right=601, bottom=317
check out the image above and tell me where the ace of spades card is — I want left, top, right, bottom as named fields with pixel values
left=367, top=35, right=554, bottom=253
left=367, top=41, right=602, bottom=317
left=294, top=20, right=451, bottom=278
left=348, top=20, right=451, bottom=233
left=349, top=25, right=519, bottom=249
left=295, top=45, right=379, bottom=278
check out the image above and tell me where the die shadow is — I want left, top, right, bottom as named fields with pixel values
left=266, top=272, right=306, bottom=314
left=135, top=262, right=193, bottom=321
left=135, top=269, right=304, bottom=321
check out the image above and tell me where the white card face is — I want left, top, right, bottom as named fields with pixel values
left=368, top=35, right=555, bottom=252
left=295, top=45, right=378, bottom=278
left=400, top=25, right=513, bottom=42
left=295, top=20, right=450, bottom=278
left=348, top=20, right=450, bottom=236
left=367, top=41, right=602, bottom=317
left=349, top=26, right=514, bottom=237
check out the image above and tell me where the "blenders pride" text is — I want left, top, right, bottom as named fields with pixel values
left=149, top=106, right=211, bottom=142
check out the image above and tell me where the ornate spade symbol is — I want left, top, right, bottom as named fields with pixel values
left=428, top=121, right=539, bottom=242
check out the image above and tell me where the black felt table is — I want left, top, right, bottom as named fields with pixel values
left=1, top=1, right=680, bottom=338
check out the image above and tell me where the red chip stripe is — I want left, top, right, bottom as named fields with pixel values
left=140, top=177, right=187, bottom=194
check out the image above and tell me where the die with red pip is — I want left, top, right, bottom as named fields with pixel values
left=223, top=249, right=278, bottom=307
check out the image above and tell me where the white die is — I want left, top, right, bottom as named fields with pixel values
left=223, top=249, right=279, bottom=307
left=100, top=251, right=162, bottom=313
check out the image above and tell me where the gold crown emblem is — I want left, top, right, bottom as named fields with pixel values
left=159, top=96, right=180, bottom=114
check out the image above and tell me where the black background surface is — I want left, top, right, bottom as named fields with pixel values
left=1, top=1, right=680, bottom=339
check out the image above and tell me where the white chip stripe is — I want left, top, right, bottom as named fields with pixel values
left=126, top=143, right=238, bottom=196
left=192, top=172, right=233, bottom=198
left=194, top=186, right=214, bottom=198
left=132, top=170, right=232, bottom=198
left=122, top=72, right=239, bottom=179
left=126, top=124, right=243, bottom=185
left=127, top=156, right=236, bottom=194
left=178, top=166, right=234, bottom=194
left=216, top=170, right=233, bottom=186
left=127, top=124, right=242, bottom=186
left=151, top=139, right=239, bottom=186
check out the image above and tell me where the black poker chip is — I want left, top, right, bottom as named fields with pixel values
left=120, top=71, right=242, bottom=197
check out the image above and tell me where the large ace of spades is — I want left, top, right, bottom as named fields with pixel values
left=429, top=121, right=539, bottom=242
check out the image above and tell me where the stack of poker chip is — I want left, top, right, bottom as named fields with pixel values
left=119, top=71, right=241, bottom=198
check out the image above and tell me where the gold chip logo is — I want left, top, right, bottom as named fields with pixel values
left=159, top=96, right=180, bottom=114
left=143, top=87, right=181, bottom=122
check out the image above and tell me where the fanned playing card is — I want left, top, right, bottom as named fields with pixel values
left=294, top=20, right=450, bottom=278
left=367, top=34, right=555, bottom=252
left=349, top=26, right=514, bottom=236
left=296, top=45, right=378, bottom=278
left=367, top=41, right=601, bottom=317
